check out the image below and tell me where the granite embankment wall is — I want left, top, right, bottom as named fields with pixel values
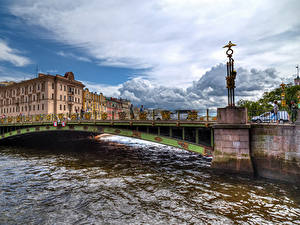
left=251, top=125, right=300, bottom=183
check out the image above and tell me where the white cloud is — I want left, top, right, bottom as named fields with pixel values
left=57, top=51, right=91, bottom=62
left=0, top=65, right=34, bottom=81
left=9, top=0, right=300, bottom=87
left=81, top=80, right=121, bottom=97
left=118, top=64, right=282, bottom=109
left=0, top=40, right=31, bottom=67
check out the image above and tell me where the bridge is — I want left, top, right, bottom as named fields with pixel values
left=0, top=113, right=215, bottom=157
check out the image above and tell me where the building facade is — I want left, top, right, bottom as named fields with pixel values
left=82, top=88, right=106, bottom=119
left=0, top=72, right=84, bottom=117
left=106, top=97, right=131, bottom=120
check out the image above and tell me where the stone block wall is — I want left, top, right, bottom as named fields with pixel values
left=212, top=126, right=254, bottom=175
left=217, top=107, right=248, bottom=124
left=251, top=125, right=300, bottom=183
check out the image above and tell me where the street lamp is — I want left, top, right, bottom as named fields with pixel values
left=223, top=41, right=237, bottom=107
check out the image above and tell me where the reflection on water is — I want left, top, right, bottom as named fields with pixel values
left=0, top=136, right=300, bottom=225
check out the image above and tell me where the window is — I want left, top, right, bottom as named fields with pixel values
left=64, top=86, right=66, bottom=91
left=37, top=84, right=40, bottom=90
left=33, top=95, right=35, bottom=101
left=42, top=104, right=44, bottom=110
left=60, top=84, right=62, bottom=90
left=78, top=90, right=80, bottom=95
left=42, top=94, right=44, bottom=100
left=29, top=105, right=31, bottom=111
left=64, top=96, right=66, bottom=101
left=64, top=105, right=66, bottom=111
left=60, top=105, right=62, bottom=110
left=52, top=83, right=54, bottom=89
left=52, top=94, right=54, bottom=99
left=29, top=86, right=32, bottom=92
left=22, top=88, right=24, bottom=94
left=75, top=89, right=77, bottom=94
left=60, top=95, right=62, bottom=101
left=13, top=107, right=14, bottom=113
left=33, top=105, right=35, bottom=111
left=10, top=108, right=11, bottom=113
left=37, top=104, right=39, bottom=110
left=25, top=106, right=27, bottom=111
left=22, top=106, right=23, bottom=111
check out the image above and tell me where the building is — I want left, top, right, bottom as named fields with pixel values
left=106, top=97, right=131, bottom=120
left=82, top=88, right=106, bottom=119
left=0, top=81, right=15, bottom=87
left=0, top=72, right=84, bottom=117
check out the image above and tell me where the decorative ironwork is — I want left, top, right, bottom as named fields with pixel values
left=84, top=112, right=91, bottom=120
left=161, top=111, right=171, bottom=120
left=187, top=111, right=198, bottom=121
left=139, top=112, right=147, bottom=120
left=118, top=112, right=127, bottom=120
left=70, top=113, right=77, bottom=120
left=101, top=112, right=107, bottom=120
left=223, top=41, right=237, bottom=107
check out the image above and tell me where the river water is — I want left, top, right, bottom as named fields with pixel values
left=0, top=135, right=300, bottom=225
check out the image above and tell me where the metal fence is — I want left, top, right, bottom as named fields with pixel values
left=0, top=109, right=218, bottom=124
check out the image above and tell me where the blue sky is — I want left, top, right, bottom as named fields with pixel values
left=0, top=3, right=141, bottom=86
left=0, top=0, right=300, bottom=109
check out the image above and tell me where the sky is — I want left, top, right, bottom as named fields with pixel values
left=0, top=0, right=299, bottom=110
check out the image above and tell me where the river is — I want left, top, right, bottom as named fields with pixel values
left=0, top=135, right=299, bottom=225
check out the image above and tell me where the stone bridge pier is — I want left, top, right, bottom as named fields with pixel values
left=211, top=107, right=253, bottom=175
left=211, top=107, right=300, bottom=184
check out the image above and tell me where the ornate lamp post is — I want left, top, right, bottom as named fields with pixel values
left=223, top=41, right=237, bottom=107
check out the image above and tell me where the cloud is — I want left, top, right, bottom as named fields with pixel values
left=81, top=80, right=121, bottom=97
left=57, top=51, right=91, bottom=62
left=8, top=0, right=300, bottom=87
left=0, top=40, right=31, bottom=66
left=118, top=64, right=282, bottom=109
left=0, top=65, right=34, bottom=81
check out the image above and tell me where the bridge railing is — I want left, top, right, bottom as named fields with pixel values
left=0, top=110, right=217, bottom=124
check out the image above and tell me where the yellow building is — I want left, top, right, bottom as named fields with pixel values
left=82, top=88, right=106, bottom=119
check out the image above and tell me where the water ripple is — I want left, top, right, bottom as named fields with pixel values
left=0, top=137, right=299, bottom=224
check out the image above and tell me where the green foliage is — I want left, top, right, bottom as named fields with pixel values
left=238, top=84, right=300, bottom=116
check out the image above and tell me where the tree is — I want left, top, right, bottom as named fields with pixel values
left=238, top=84, right=300, bottom=115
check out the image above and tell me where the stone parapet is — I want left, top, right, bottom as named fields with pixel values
left=217, top=107, right=248, bottom=124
